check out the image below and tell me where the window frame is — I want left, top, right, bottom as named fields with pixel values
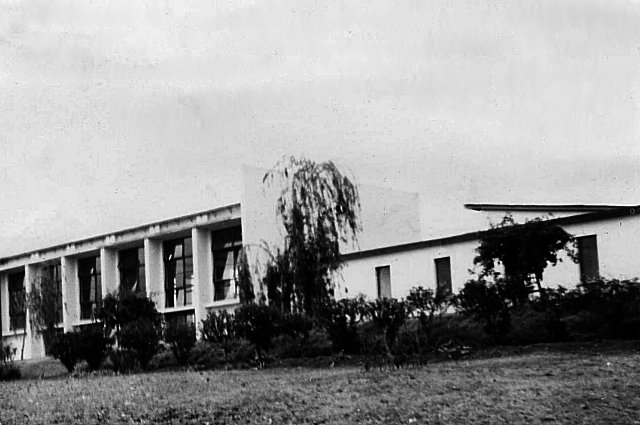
left=118, top=246, right=146, bottom=295
left=42, top=263, right=63, bottom=325
left=434, top=256, right=453, bottom=298
left=577, top=234, right=600, bottom=283
left=163, top=237, right=193, bottom=308
left=375, top=265, right=392, bottom=299
left=78, top=256, right=102, bottom=321
left=8, top=271, right=26, bottom=331
left=211, top=226, right=243, bottom=302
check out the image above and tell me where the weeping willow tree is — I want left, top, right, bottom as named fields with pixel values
left=263, top=157, right=361, bottom=314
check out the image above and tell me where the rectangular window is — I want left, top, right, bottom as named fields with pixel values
left=577, top=235, right=599, bottom=282
left=376, top=265, right=391, bottom=299
left=164, top=310, right=195, bottom=329
left=8, top=271, right=26, bottom=331
left=164, top=237, right=193, bottom=308
left=212, top=226, right=242, bottom=302
left=119, top=246, right=146, bottom=294
left=43, top=263, right=63, bottom=324
left=78, top=256, right=101, bottom=320
left=435, top=257, right=452, bottom=297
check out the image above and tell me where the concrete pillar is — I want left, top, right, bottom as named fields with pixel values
left=61, top=256, right=79, bottom=332
left=100, top=248, right=118, bottom=297
left=25, top=264, right=46, bottom=358
left=144, top=238, right=164, bottom=311
left=0, top=274, right=7, bottom=338
left=192, top=227, right=212, bottom=335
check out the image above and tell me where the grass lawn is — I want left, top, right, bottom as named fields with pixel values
left=1, top=341, right=639, bottom=424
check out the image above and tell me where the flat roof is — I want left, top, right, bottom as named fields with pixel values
left=344, top=204, right=640, bottom=261
left=464, top=203, right=637, bottom=213
left=0, top=203, right=241, bottom=267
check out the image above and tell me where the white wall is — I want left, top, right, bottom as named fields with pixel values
left=338, top=239, right=480, bottom=300
left=240, top=165, right=423, bottom=295
left=340, top=213, right=640, bottom=300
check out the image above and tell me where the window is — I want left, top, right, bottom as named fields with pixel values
left=42, top=263, right=63, bottom=324
left=212, top=226, right=242, bottom=302
left=78, top=256, right=101, bottom=320
left=376, top=266, right=391, bottom=299
left=164, top=310, right=195, bottom=329
left=435, top=257, right=452, bottom=297
left=8, top=271, right=25, bottom=331
left=577, top=235, right=599, bottom=282
left=119, top=247, right=146, bottom=294
left=164, top=237, right=193, bottom=308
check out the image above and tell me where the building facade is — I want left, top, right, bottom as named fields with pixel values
left=1, top=168, right=638, bottom=360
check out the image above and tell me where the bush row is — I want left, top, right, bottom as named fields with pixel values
left=44, top=277, right=640, bottom=374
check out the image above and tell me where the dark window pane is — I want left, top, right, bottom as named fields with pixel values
left=435, top=257, right=452, bottom=297
left=376, top=266, right=391, bottom=299
left=578, top=235, right=599, bottom=282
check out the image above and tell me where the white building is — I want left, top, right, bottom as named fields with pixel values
left=2, top=167, right=638, bottom=359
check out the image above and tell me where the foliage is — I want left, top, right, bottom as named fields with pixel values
left=317, top=296, right=367, bottom=354
left=365, top=298, right=410, bottom=355
left=164, top=320, right=196, bottom=366
left=263, top=156, right=361, bottom=313
left=279, top=312, right=314, bottom=343
left=98, top=291, right=162, bottom=369
left=120, top=318, right=162, bottom=369
left=49, top=333, right=80, bottom=373
left=76, top=323, right=113, bottom=370
left=261, top=247, right=294, bottom=311
left=234, top=303, right=282, bottom=361
left=406, top=286, right=452, bottom=345
left=109, top=349, right=139, bottom=374
left=201, top=310, right=236, bottom=363
left=236, top=248, right=255, bottom=305
left=455, top=278, right=511, bottom=343
left=98, top=291, right=162, bottom=336
left=561, top=278, right=640, bottom=340
left=26, top=274, right=62, bottom=353
left=0, top=343, right=21, bottom=381
left=474, top=215, right=575, bottom=304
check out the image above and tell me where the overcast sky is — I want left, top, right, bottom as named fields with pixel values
left=1, top=0, right=639, bottom=257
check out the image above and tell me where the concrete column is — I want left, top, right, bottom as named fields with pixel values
left=192, top=228, right=212, bottom=335
left=0, top=274, right=8, bottom=338
left=144, top=238, right=164, bottom=310
left=61, top=256, right=79, bottom=332
left=25, top=264, right=46, bottom=358
left=100, top=248, right=118, bottom=298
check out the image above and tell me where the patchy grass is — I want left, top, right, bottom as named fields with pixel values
left=1, top=342, right=639, bottom=424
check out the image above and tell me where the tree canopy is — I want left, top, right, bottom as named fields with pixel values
left=262, top=157, right=361, bottom=313
left=474, top=215, right=575, bottom=304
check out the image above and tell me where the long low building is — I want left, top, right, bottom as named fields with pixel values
left=1, top=169, right=639, bottom=359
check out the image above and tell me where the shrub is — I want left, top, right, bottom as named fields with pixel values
left=120, top=318, right=161, bottom=369
left=235, top=303, right=282, bottom=362
left=76, top=323, right=113, bottom=370
left=98, top=291, right=162, bottom=370
left=406, top=286, right=452, bottom=347
left=317, top=296, right=367, bottom=354
left=507, top=304, right=568, bottom=345
left=164, top=320, right=196, bottom=366
left=455, top=278, right=511, bottom=343
left=108, top=349, right=139, bottom=374
left=98, top=291, right=162, bottom=335
left=0, top=343, right=21, bottom=381
left=561, top=278, right=640, bottom=340
left=279, top=312, right=314, bottom=343
left=201, top=310, right=236, bottom=363
left=49, top=333, right=81, bottom=373
left=365, top=298, right=410, bottom=355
